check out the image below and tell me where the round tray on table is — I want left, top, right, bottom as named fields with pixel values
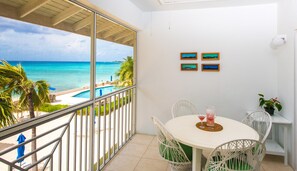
left=196, top=122, right=223, bottom=132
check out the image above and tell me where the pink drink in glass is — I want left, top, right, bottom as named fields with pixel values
left=206, top=106, right=215, bottom=127
left=206, top=113, right=215, bottom=127
left=198, top=115, right=205, bottom=128
left=198, top=115, right=205, bottom=121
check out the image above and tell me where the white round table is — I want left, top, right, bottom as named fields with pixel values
left=165, top=115, right=259, bottom=171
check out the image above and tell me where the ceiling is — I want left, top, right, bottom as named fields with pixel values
left=130, top=0, right=277, bottom=11
left=0, top=0, right=136, bottom=47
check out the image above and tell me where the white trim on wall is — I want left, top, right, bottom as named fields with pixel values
left=292, top=29, right=297, bottom=169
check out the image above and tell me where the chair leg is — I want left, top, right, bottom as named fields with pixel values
left=169, top=163, right=192, bottom=171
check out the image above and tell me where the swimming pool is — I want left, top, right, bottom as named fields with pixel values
left=73, top=86, right=116, bottom=98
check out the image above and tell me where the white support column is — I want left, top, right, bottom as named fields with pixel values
left=291, top=29, right=297, bottom=169
left=132, top=33, right=137, bottom=135
left=88, top=12, right=96, bottom=171
left=133, top=33, right=137, bottom=86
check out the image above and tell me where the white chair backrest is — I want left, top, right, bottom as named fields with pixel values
left=171, top=99, right=198, bottom=118
left=205, top=139, right=266, bottom=171
left=242, top=111, right=272, bottom=143
left=151, top=116, right=190, bottom=163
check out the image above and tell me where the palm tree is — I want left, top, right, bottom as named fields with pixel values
left=0, top=60, right=50, bottom=170
left=116, top=56, right=134, bottom=87
left=0, top=92, right=16, bottom=128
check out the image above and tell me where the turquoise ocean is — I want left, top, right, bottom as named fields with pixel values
left=8, top=61, right=121, bottom=92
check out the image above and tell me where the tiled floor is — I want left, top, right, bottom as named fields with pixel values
left=103, top=134, right=294, bottom=171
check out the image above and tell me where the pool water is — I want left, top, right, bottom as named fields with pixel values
left=73, top=86, right=117, bottom=98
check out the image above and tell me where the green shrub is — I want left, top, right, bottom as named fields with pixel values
left=76, top=91, right=132, bottom=116
left=39, top=103, right=69, bottom=112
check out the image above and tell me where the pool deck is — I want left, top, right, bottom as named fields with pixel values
left=12, top=82, right=116, bottom=123
left=52, top=82, right=114, bottom=105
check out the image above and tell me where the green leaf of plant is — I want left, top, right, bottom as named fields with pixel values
left=258, top=93, right=282, bottom=111
left=265, top=101, right=274, bottom=108
left=275, top=103, right=282, bottom=111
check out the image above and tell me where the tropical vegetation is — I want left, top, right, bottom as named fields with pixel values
left=0, top=92, right=16, bottom=127
left=0, top=60, right=50, bottom=170
left=116, top=56, right=134, bottom=87
left=77, top=91, right=132, bottom=115
left=39, top=103, right=69, bottom=113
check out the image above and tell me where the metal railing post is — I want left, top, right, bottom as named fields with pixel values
left=97, top=100, right=101, bottom=170
left=133, top=87, right=137, bottom=135
left=103, top=99, right=107, bottom=165
left=74, top=113, right=77, bottom=171
left=112, top=94, right=116, bottom=157
left=108, top=97, right=111, bottom=161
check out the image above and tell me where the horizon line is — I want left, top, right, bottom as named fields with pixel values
left=6, top=60, right=123, bottom=62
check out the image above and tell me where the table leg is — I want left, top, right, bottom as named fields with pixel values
left=192, top=148, right=202, bottom=171
left=284, top=126, right=288, bottom=165
left=272, top=124, right=276, bottom=141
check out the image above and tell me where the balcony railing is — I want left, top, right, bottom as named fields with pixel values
left=0, top=86, right=136, bottom=171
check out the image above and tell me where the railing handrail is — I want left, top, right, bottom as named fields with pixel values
left=0, top=85, right=136, bottom=141
left=95, top=85, right=136, bottom=101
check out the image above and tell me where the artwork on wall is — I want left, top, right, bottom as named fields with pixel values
left=201, top=64, right=220, bottom=72
left=201, top=52, right=220, bottom=61
left=180, top=52, right=198, bottom=60
left=181, top=63, right=198, bottom=71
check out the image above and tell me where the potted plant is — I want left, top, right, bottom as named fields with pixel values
left=258, top=94, right=282, bottom=115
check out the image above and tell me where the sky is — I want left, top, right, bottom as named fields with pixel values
left=0, top=17, right=134, bottom=62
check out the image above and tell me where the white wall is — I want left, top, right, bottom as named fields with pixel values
left=136, top=4, right=278, bottom=134
left=277, top=0, right=297, bottom=168
left=83, top=0, right=296, bottom=167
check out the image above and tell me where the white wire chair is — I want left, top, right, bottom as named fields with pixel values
left=171, top=99, right=198, bottom=118
left=151, top=116, right=192, bottom=171
left=242, top=111, right=272, bottom=143
left=205, top=139, right=266, bottom=171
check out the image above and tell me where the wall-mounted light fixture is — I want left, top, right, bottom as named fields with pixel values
left=270, top=34, right=287, bottom=49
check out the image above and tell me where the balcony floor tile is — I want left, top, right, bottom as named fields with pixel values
left=142, top=146, right=163, bottom=160
left=119, top=143, right=148, bottom=158
left=134, top=158, right=168, bottom=171
left=103, top=134, right=294, bottom=171
left=149, top=136, right=158, bottom=147
left=103, top=155, right=140, bottom=171
left=262, top=155, right=293, bottom=171
left=129, top=134, right=154, bottom=145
